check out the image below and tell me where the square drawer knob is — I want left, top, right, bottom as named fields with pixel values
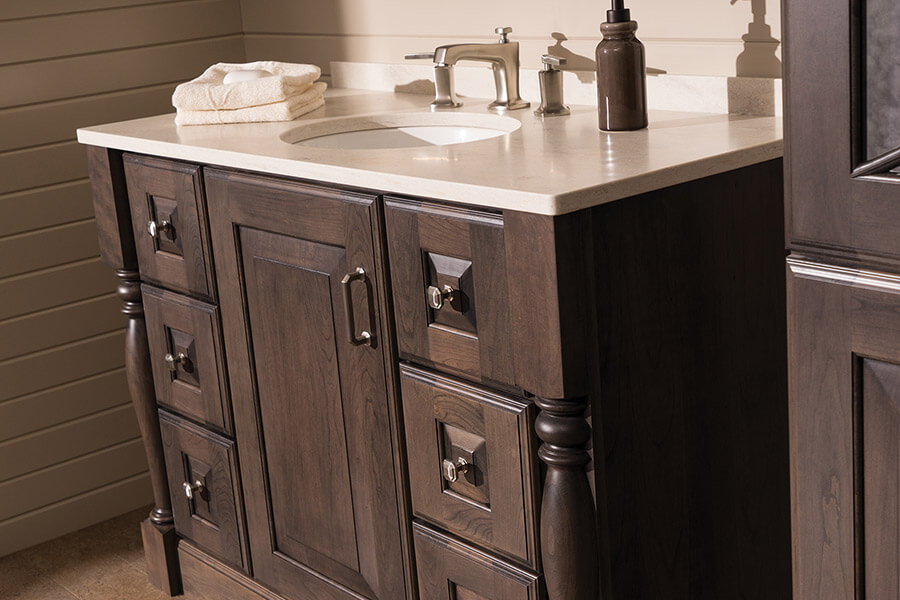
left=183, top=479, right=205, bottom=500
left=164, top=351, right=193, bottom=373
left=441, top=457, right=470, bottom=483
left=426, top=284, right=456, bottom=310
left=147, top=219, right=174, bottom=240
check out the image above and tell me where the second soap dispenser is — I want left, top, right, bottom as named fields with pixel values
left=595, top=0, right=648, bottom=130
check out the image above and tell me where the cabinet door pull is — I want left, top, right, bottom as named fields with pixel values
left=341, top=267, right=374, bottom=347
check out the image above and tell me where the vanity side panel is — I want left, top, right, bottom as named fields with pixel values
left=85, top=145, right=136, bottom=270
left=503, top=211, right=592, bottom=400
left=590, top=159, right=790, bottom=600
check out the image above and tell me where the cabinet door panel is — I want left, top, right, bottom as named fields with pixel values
left=860, top=359, right=900, bottom=598
left=788, top=259, right=900, bottom=600
left=206, top=169, right=407, bottom=600
left=785, top=0, right=900, bottom=258
left=240, top=228, right=360, bottom=577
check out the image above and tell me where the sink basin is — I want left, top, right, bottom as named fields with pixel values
left=281, top=111, right=521, bottom=150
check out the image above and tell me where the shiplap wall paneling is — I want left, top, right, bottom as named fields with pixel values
left=0, top=0, right=245, bottom=557
left=240, top=0, right=781, bottom=77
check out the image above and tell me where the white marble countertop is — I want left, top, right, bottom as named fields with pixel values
left=77, top=88, right=783, bottom=216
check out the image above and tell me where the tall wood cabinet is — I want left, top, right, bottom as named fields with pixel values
left=784, top=0, right=900, bottom=597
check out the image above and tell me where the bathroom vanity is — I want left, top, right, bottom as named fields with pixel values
left=79, top=91, right=789, bottom=600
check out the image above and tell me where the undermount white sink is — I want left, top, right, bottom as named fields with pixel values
left=281, top=111, right=521, bottom=150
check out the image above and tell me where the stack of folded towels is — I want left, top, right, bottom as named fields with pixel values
left=172, top=61, right=326, bottom=126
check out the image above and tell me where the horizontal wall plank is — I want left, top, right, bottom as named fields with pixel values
left=0, top=257, right=116, bottom=321
left=0, top=0, right=242, bottom=65
left=0, top=403, right=140, bottom=481
left=0, top=330, right=125, bottom=402
left=0, top=437, right=146, bottom=521
left=0, top=293, right=121, bottom=361
left=0, top=85, right=175, bottom=151
left=0, top=0, right=174, bottom=20
left=240, top=0, right=781, bottom=45
left=0, top=473, right=151, bottom=557
left=0, top=219, right=99, bottom=278
left=243, top=34, right=776, bottom=77
left=0, top=368, right=128, bottom=441
left=0, top=35, right=245, bottom=108
left=0, top=141, right=87, bottom=195
left=0, top=180, right=94, bottom=236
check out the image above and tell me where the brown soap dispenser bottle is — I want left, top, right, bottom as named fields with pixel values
left=595, top=0, right=648, bottom=130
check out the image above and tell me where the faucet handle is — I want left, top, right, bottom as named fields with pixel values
left=405, top=51, right=435, bottom=60
left=541, top=54, right=567, bottom=70
left=495, top=26, right=513, bottom=43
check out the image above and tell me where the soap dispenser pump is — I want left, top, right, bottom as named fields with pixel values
left=595, top=0, right=648, bottom=131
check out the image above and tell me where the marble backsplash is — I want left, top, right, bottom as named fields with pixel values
left=330, top=61, right=782, bottom=117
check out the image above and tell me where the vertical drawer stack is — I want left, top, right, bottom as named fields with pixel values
left=385, top=197, right=545, bottom=600
left=122, top=154, right=249, bottom=573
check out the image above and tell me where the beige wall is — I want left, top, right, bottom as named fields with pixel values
left=242, top=0, right=781, bottom=78
left=0, top=0, right=244, bottom=557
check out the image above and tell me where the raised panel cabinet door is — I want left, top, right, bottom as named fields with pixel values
left=413, top=523, right=543, bottom=600
left=784, top=0, right=900, bottom=257
left=205, top=169, right=407, bottom=600
left=123, top=154, right=215, bottom=299
left=787, top=258, right=900, bottom=600
left=384, top=196, right=514, bottom=389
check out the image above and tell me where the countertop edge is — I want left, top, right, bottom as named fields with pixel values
left=76, top=114, right=783, bottom=217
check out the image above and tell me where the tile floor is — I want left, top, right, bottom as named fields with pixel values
left=0, top=506, right=201, bottom=600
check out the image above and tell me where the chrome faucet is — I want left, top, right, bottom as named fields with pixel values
left=406, top=27, right=530, bottom=113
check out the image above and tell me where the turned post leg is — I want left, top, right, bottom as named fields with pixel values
left=535, top=395, right=599, bottom=600
left=117, top=269, right=182, bottom=595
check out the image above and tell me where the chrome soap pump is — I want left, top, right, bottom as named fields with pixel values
left=595, top=0, right=648, bottom=130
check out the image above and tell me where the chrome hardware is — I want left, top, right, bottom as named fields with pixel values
left=405, top=26, right=530, bottom=112
left=432, top=64, right=462, bottom=109
left=535, top=55, right=571, bottom=117
left=183, top=480, right=204, bottom=500
left=147, top=219, right=173, bottom=239
left=164, top=351, right=191, bottom=372
left=541, top=54, right=566, bottom=68
left=426, top=284, right=455, bottom=310
left=340, top=267, right=374, bottom=347
left=442, top=457, right=470, bottom=483
left=404, top=52, right=435, bottom=60
left=404, top=53, right=462, bottom=109
left=495, top=26, right=512, bottom=43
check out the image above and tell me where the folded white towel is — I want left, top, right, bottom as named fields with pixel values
left=172, top=61, right=321, bottom=111
left=175, top=82, right=327, bottom=125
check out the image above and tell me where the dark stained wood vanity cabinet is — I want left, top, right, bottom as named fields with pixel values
left=85, top=142, right=790, bottom=600
left=784, top=0, right=900, bottom=597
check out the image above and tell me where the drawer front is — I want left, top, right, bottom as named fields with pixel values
left=143, top=285, right=231, bottom=434
left=413, top=523, right=543, bottom=600
left=124, top=154, right=214, bottom=299
left=160, top=411, right=247, bottom=572
left=385, top=197, right=514, bottom=388
left=402, top=364, right=540, bottom=567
